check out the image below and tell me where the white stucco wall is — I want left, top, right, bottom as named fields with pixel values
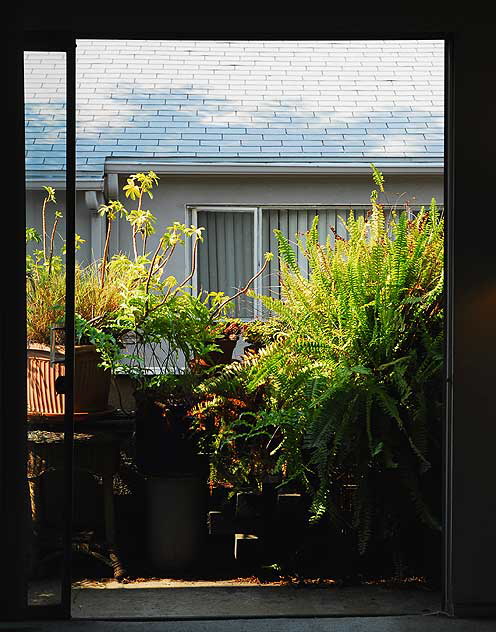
left=25, top=171, right=443, bottom=366
left=25, top=172, right=444, bottom=276
left=112, top=172, right=444, bottom=282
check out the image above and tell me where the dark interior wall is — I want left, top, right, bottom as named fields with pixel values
left=447, top=27, right=496, bottom=612
left=3, top=14, right=29, bottom=619
left=4, top=11, right=496, bottom=620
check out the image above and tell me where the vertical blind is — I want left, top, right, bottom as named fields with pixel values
left=197, top=206, right=386, bottom=318
left=260, top=207, right=368, bottom=306
left=197, top=210, right=255, bottom=318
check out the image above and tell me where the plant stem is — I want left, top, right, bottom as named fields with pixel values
left=47, top=216, right=59, bottom=275
left=154, top=242, right=177, bottom=275
left=132, top=228, right=138, bottom=261
left=41, top=196, right=48, bottom=261
left=133, top=187, right=144, bottom=262
left=145, top=238, right=164, bottom=295
left=138, top=236, right=200, bottom=324
left=173, top=235, right=200, bottom=293
left=100, top=216, right=112, bottom=288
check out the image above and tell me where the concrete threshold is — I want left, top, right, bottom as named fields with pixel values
left=2, top=615, right=496, bottom=632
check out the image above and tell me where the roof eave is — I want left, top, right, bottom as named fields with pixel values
left=104, top=159, right=444, bottom=177
left=25, top=178, right=104, bottom=191
left=25, top=160, right=444, bottom=190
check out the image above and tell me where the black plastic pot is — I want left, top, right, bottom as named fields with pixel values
left=134, top=393, right=209, bottom=572
left=146, top=473, right=207, bottom=572
left=134, top=393, right=206, bottom=477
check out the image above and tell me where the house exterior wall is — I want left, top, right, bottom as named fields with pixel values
left=26, top=172, right=443, bottom=278
left=111, top=172, right=444, bottom=283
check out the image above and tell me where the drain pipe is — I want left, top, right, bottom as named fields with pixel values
left=84, top=189, right=106, bottom=261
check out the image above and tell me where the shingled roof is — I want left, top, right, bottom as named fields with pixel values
left=24, top=39, right=444, bottom=186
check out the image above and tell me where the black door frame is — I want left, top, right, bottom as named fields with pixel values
left=4, top=15, right=496, bottom=621
left=5, top=34, right=77, bottom=620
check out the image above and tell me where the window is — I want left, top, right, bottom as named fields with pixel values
left=187, top=204, right=419, bottom=319
left=192, top=207, right=259, bottom=319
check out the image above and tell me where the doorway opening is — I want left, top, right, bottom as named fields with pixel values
left=24, top=37, right=446, bottom=619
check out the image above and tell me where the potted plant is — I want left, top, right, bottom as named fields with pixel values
left=206, top=168, right=445, bottom=574
left=91, top=171, right=275, bottom=571
left=206, top=319, right=243, bottom=366
left=92, top=172, right=223, bottom=571
left=26, top=188, right=122, bottom=420
left=103, top=227, right=227, bottom=569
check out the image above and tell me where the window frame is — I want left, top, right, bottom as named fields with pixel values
left=185, top=202, right=433, bottom=320
left=186, top=204, right=262, bottom=319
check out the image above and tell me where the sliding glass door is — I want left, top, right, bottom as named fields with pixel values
left=23, top=39, right=76, bottom=619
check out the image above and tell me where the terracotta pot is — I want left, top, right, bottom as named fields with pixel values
left=206, top=336, right=238, bottom=366
left=190, top=334, right=240, bottom=372
left=27, top=343, right=112, bottom=418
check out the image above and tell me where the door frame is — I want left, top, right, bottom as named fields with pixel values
left=5, top=16, right=496, bottom=620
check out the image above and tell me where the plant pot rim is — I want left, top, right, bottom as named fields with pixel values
left=27, top=343, right=98, bottom=353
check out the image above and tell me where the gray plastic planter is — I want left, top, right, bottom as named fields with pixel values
left=146, top=474, right=206, bottom=573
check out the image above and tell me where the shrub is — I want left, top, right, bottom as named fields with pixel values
left=203, top=170, right=444, bottom=561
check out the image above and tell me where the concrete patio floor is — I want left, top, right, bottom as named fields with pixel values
left=28, top=578, right=442, bottom=618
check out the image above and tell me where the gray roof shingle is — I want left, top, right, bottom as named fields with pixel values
left=24, top=40, right=444, bottom=184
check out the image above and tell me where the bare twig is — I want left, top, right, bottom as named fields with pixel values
left=47, top=215, right=60, bottom=275
left=100, top=216, right=113, bottom=288
left=41, top=196, right=48, bottom=261
left=209, top=255, right=271, bottom=322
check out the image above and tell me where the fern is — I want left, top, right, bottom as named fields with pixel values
left=199, top=170, right=444, bottom=570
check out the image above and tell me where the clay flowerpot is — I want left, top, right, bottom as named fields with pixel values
left=205, top=321, right=243, bottom=366
left=205, top=335, right=238, bottom=366
left=190, top=325, right=241, bottom=372
left=27, top=343, right=112, bottom=419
